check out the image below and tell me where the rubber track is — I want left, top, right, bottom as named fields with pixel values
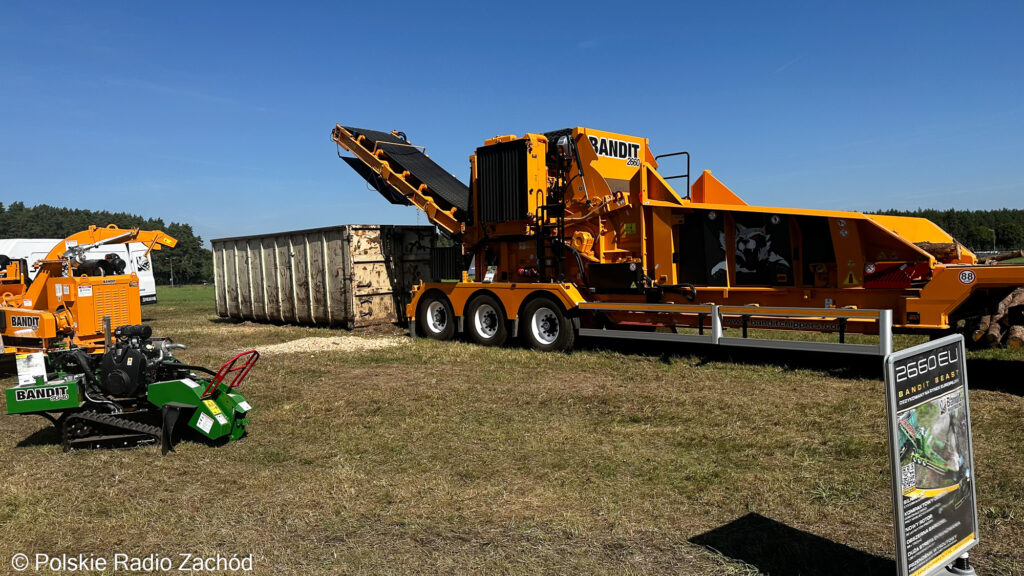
left=64, top=411, right=161, bottom=449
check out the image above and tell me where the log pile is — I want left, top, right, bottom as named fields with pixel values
left=968, top=288, right=1024, bottom=348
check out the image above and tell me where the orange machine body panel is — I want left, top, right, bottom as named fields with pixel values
left=332, top=125, right=1024, bottom=338
left=1, top=226, right=176, bottom=354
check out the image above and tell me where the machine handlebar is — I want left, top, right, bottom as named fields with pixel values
left=202, top=350, right=260, bottom=398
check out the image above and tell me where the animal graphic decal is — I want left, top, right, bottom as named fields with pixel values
left=711, top=222, right=791, bottom=282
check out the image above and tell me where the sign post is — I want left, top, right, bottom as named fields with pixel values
left=885, top=335, right=978, bottom=576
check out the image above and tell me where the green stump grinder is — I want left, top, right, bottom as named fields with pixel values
left=5, top=325, right=258, bottom=454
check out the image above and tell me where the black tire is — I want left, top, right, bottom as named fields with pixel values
left=417, top=292, right=456, bottom=341
left=465, top=294, right=508, bottom=346
left=520, top=297, right=576, bottom=352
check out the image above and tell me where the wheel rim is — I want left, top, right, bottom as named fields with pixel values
left=531, top=306, right=559, bottom=345
left=473, top=303, right=500, bottom=339
left=425, top=300, right=448, bottom=334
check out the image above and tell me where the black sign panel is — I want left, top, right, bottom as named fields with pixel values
left=885, top=335, right=977, bottom=576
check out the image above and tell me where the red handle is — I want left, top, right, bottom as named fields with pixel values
left=202, top=350, right=260, bottom=398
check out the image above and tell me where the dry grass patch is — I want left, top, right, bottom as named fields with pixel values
left=0, top=285, right=1021, bottom=575
left=259, top=336, right=402, bottom=355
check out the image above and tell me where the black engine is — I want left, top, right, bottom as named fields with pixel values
left=98, top=325, right=154, bottom=397
left=75, top=253, right=127, bottom=277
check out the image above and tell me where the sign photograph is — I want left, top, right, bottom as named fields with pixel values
left=885, top=335, right=978, bottom=576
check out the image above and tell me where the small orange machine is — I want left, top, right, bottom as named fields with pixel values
left=1, top=226, right=177, bottom=354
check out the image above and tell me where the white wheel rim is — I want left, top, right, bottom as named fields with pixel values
left=473, top=303, right=499, bottom=339
left=531, top=306, right=559, bottom=345
left=425, top=300, right=448, bottom=334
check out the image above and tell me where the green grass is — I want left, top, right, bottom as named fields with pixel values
left=0, top=286, right=1022, bottom=575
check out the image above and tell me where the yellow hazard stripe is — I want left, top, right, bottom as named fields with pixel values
left=902, top=483, right=959, bottom=499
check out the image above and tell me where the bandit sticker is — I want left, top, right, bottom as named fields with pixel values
left=10, top=316, right=40, bottom=329
left=14, top=386, right=69, bottom=403
left=588, top=136, right=641, bottom=165
left=958, top=270, right=976, bottom=285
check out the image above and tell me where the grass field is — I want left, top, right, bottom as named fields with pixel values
left=1, top=285, right=1022, bottom=575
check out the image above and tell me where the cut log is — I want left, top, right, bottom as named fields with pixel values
left=994, top=290, right=1020, bottom=318
left=985, top=249, right=1024, bottom=264
left=972, top=315, right=992, bottom=342
left=997, top=292, right=1024, bottom=327
left=984, top=321, right=1003, bottom=347
left=1007, top=325, right=1024, bottom=349
left=915, top=242, right=962, bottom=261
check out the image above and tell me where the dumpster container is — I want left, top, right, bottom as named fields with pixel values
left=211, top=225, right=447, bottom=328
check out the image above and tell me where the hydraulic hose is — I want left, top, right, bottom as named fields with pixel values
left=159, top=361, right=216, bottom=377
left=661, top=283, right=698, bottom=302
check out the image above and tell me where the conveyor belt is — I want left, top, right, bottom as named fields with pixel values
left=342, top=126, right=470, bottom=213
left=342, top=157, right=410, bottom=206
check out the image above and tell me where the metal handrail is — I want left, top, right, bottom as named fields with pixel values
left=653, top=151, right=690, bottom=199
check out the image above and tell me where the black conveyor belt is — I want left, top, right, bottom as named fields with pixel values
left=342, top=126, right=470, bottom=213
left=343, top=126, right=409, bottom=146
left=342, top=157, right=410, bottom=206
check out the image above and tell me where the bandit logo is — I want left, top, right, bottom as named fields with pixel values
left=14, top=386, right=69, bottom=402
left=588, top=136, right=640, bottom=161
left=10, top=316, right=40, bottom=329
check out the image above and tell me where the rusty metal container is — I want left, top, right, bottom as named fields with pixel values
left=211, top=225, right=442, bottom=328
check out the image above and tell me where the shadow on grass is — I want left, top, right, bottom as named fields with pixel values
left=690, top=513, right=894, bottom=576
left=208, top=316, right=248, bottom=324
left=576, top=337, right=884, bottom=380
left=15, top=420, right=60, bottom=447
left=964, top=358, right=1024, bottom=397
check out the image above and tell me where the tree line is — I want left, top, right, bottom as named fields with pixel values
left=872, top=208, right=1024, bottom=251
left=2, top=201, right=1021, bottom=286
left=0, top=202, right=213, bottom=284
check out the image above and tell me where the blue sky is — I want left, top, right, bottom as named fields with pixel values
left=2, top=2, right=1022, bottom=244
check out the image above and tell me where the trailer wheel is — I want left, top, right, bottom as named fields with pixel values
left=521, top=297, right=575, bottom=352
left=417, top=292, right=456, bottom=340
left=466, top=294, right=508, bottom=346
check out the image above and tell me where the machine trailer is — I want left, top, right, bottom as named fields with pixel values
left=332, top=125, right=1024, bottom=355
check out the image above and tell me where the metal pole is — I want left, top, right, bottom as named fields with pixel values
left=879, top=310, right=893, bottom=356
left=946, top=553, right=977, bottom=575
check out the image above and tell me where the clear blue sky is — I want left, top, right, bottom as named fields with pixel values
left=2, top=2, right=1022, bottom=244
